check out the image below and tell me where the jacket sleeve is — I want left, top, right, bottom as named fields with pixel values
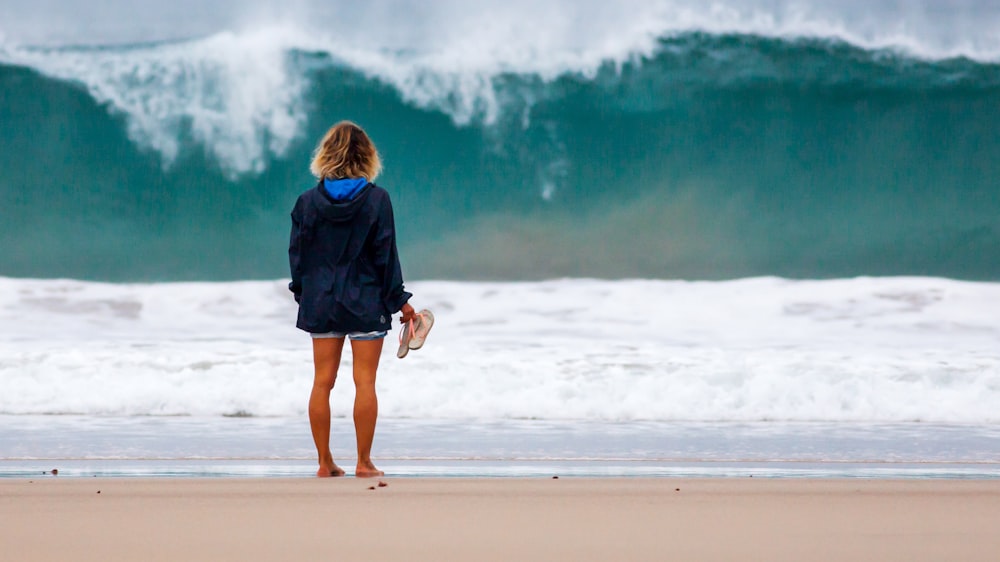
left=288, top=201, right=303, bottom=304
left=373, top=192, right=412, bottom=313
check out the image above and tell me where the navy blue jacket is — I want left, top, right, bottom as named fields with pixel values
left=288, top=181, right=411, bottom=333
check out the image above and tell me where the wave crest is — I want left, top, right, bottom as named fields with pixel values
left=1, top=1, right=999, bottom=176
left=2, top=28, right=308, bottom=176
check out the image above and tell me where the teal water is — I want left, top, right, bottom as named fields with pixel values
left=2, top=34, right=999, bottom=281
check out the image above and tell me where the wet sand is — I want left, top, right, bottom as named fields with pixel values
left=2, top=478, right=998, bottom=561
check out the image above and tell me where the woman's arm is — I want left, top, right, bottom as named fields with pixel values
left=372, top=191, right=413, bottom=314
left=288, top=204, right=304, bottom=303
left=399, top=302, right=416, bottom=324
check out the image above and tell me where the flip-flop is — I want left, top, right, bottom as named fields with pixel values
left=408, top=310, right=434, bottom=350
left=397, top=319, right=416, bottom=359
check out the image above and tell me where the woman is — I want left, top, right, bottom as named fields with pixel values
left=288, top=121, right=414, bottom=478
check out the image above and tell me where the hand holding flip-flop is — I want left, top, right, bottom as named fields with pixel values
left=397, top=303, right=434, bottom=359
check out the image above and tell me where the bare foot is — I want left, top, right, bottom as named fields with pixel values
left=355, top=460, right=384, bottom=478
left=316, top=463, right=346, bottom=478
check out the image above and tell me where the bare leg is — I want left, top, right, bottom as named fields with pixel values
left=310, top=337, right=346, bottom=477
left=351, top=338, right=385, bottom=477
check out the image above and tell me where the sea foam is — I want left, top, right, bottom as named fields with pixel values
left=1, top=276, right=997, bottom=422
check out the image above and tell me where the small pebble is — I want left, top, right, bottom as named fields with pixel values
left=377, top=481, right=388, bottom=488
left=552, top=476, right=559, bottom=479
left=97, top=491, right=101, bottom=494
left=51, top=469, right=58, bottom=476
left=368, top=486, right=376, bottom=491
left=675, top=488, right=680, bottom=492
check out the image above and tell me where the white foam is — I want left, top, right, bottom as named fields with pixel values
left=0, top=28, right=308, bottom=176
left=1, top=276, right=997, bottom=422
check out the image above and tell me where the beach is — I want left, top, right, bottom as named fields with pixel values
left=3, top=477, right=998, bottom=561
left=3, top=3, right=1000, bottom=561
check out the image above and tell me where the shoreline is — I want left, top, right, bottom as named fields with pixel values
left=3, top=458, right=1000, bottom=479
left=3, top=477, right=999, bottom=561
left=4, top=416, right=1000, bottom=476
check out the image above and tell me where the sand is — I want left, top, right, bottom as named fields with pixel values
left=2, top=477, right=998, bottom=561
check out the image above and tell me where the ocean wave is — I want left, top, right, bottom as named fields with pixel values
left=3, top=3, right=1000, bottom=282
left=0, top=28, right=308, bottom=175
left=2, top=1, right=999, bottom=176
left=3, top=27, right=999, bottom=281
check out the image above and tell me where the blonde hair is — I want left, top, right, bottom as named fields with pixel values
left=309, top=121, right=382, bottom=180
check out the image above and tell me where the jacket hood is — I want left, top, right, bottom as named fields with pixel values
left=310, top=179, right=373, bottom=223
left=324, top=177, right=368, bottom=201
